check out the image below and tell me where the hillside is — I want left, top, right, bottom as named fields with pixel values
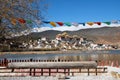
left=14, top=26, right=120, bottom=45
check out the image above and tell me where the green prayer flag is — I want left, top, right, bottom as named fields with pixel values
left=64, top=22, right=71, bottom=26
left=27, top=20, right=32, bottom=24
left=104, top=22, right=111, bottom=25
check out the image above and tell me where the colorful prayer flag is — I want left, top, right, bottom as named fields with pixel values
left=26, top=20, right=32, bottom=24
left=37, top=20, right=120, bottom=27
left=11, top=18, right=17, bottom=25
left=79, top=23, right=85, bottom=26
left=56, top=22, right=64, bottom=26
left=64, top=22, right=71, bottom=26
left=111, top=20, right=119, bottom=24
left=18, top=18, right=26, bottom=24
left=87, top=22, right=94, bottom=26
left=50, top=22, right=56, bottom=27
left=94, top=22, right=101, bottom=25
left=103, top=22, right=111, bottom=25
left=43, top=21, right=50, bottom=24
left=72, top=22, right=79, bottom=27
left=35, top=20, right=42, bottom=24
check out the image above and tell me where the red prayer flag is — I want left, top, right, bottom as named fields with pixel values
left=18, top=18, right=26, bottom=24
left=94, top=22, right=101, bottom=25
left=56, top=22, right=64, bottom=26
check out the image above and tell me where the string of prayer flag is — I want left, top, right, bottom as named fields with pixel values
left=1, top=16, right=120, bottom=27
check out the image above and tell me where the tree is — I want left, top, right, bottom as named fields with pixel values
left=0, top=0, right=46, bottom=39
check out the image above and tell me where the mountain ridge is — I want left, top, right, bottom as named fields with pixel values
left=14, top=26, right=120, bottom=45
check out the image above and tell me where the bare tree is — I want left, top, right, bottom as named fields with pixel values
left=0, top=0, right=46, bottom=39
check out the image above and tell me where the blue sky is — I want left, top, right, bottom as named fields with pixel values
left=44, top=0, right=120, bottom=22
left=35, top=0, right=120, bottom=31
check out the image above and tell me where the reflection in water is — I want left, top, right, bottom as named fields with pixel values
left=0, top=50, right=120, bottom=64
left=57, top=53, right=120, bottom=65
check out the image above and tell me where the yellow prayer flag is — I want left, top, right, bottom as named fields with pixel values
left=87, top=22, right=94, bottom=26
left=50, top=22, right=56, bottom=27
left=11, top=18, right=17, bottom=25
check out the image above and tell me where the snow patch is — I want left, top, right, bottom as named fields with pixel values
left=33, top=24, right=120, bottom=32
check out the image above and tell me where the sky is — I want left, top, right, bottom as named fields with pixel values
left=38, top=0, right=120, bottom=31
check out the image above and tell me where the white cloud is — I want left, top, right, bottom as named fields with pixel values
left=32, top=27, right=52, bottom=32
left=33, top=23, right=120, bottom=32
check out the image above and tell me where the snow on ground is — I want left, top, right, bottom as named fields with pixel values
left=68, top=66, right=120, bottom=80
left=0, top=76, right=58, bottom=80
left=0, top=66, right=120, bottom=80
left=0, top=75, right=118, bottom=80
left=107, top=66, right=120, bottom=73
left=69, top=75, right=117, bottom=80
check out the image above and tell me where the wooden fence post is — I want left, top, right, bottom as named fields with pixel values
left=95, top=68, right=97, bottom=75
left=68, top=68, right=70, bottom=76
left=41, top=68, right=43, bottom=76
left=33, top=68, right=36, bottom=76
left=49, top=68, right=51, bottom=76
left=88, top=68, right=90, bottom=76
left=0, top=60, right=1, bottom=66
left=4, top=58, right=8, bottom=67
left=29, top=68, right=32, bottom=76
left=56, top=68, right=58, bottom=72
left=64, top=68, right=66, bottom=75
left=79, top=68, right=81, bottom=72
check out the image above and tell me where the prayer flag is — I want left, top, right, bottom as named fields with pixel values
left=87, top=22, right=94, bottom=26
left=18, top=18, right=26, bottom=24
left=50, top=22, right=56, bottom=27
left=103, top=22, right=111, bottom=25
left=79, top=23, right=85, bottom=26
left=72, top=22, right=79, bottom=27
left=56, top=22, right=64, bottom=26
left=64, top=22, right=71, bottom=26
left=11, top=18, right=17, bottom=25
left=111, top=20, right=119, bottom=24
left=35, top=20, right=42, bottom=24
left=94, top=22, right=101, bottom=25
left=43, top=21, right=50, bottom=24
left=27, top=20, right=32, bottom=24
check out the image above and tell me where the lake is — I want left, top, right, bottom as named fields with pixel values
left=0, top=50, right=120, bottom=64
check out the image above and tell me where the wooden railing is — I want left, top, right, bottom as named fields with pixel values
left=0, top=59, right=109, bottom=77
left=0, top=58, right=74, bottom=67
left=0, top=67, right=107, bottom=77
left=0, top=58, right=119, bottom=67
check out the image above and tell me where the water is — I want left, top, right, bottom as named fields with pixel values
left=0, top=50, right=120, bottom=64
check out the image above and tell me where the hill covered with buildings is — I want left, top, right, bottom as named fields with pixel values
left=15, top=26, right=120, bottom=45
left=0, top=26, right=120, bottom=51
